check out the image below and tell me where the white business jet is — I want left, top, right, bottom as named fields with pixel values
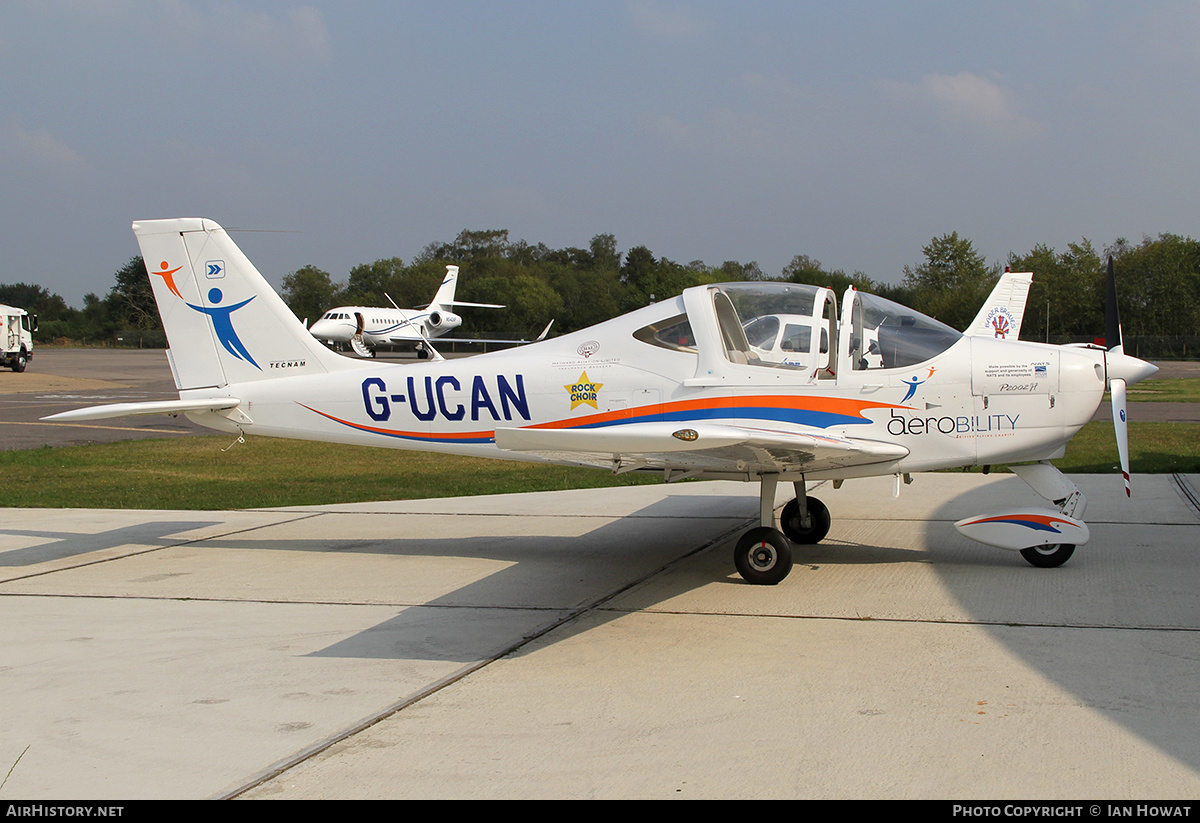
left=307, top=265, right=544, bottom=359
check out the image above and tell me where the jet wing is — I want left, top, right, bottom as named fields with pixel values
left=493, top=421, right=908, bottom=475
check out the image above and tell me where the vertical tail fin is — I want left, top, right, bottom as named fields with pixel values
left=965, top=270, right=1032, bottom=339
left=428, top=265, right=460, bottom=311
left=133, top=218, right=362, bottom=390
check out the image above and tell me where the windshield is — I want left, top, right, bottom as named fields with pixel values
left=847, top=290, right=962, bottom=370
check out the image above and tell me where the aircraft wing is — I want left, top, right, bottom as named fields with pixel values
left=493, top=421, right=908, bottom=475
left=414, top=320, right=554, bottom=346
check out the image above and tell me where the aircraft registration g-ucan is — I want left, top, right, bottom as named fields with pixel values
left=48, top=218, right=1159, bottom=584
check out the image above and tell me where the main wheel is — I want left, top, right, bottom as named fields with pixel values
left=1020, top=543, right=1075, bottom=568
left=779, top=496, right=831, bottom=544
left=734, top=527, right=793, bottom=585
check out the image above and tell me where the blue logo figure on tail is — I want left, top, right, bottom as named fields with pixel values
left=186, top=287, right=260, bottom=370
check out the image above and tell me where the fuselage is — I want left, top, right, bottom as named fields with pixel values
left=308, top=305, right=459, bottom=346
left=186, top=285, right=1113, bottom=480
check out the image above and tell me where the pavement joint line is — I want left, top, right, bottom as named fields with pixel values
left=594, top=607, right=1200, bottom=633
left=1170, top=473, right=1200, bottom=518
left=216, top=515, right=753, bottom=800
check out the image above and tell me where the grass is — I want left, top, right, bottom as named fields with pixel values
left=1121, top=377, right=1200, bottom=403
left=0, top=437, right=659, bottom=510
left=1055, top=421, right=1200, bottom=474
left=2, top=420, right=1196, bottom=510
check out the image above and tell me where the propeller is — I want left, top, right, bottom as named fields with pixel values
left=1103, top=256, right=1158, bottom=497
left=1104, top=257, right=1131, bottom=496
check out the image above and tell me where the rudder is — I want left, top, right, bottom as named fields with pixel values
left=134, top=218, right=360, bottom=390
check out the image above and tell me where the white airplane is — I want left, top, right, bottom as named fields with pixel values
left=47, top=219, right=1158, bottom=585
left=307, top=265, right=547, bottom=359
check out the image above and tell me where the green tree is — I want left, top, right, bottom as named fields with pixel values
left=281, top=265, right=340, bottom=326
left=0, top=283, right=70, bottom=320
left=1007, top=240, right=1102, bottom=341
left=344, top=257, right=406, bottom=307
left=902, top=233, right=1000, bottom=329
left=1110, top=233, right=1200, bottom=341
left=107, top=257, right=160, bottom=331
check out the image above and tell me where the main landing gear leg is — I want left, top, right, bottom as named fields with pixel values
left=733, top=476, right=835, bottom=585
left=734, top=474, right=793, bottom=586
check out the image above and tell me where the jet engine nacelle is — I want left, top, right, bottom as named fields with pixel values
left=954, top=509, right=1090, bottom=551
left=426, top=311, right=461, bottom=332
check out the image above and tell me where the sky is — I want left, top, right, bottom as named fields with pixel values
left=3, top=1, right=1200, bottom=308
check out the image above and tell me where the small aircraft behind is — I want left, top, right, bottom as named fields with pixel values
left=48, top=219, right=1158, bottom=584
left=308, top=265, right=549, bottom=359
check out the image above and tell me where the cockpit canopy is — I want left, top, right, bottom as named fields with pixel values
left=634, top=282, right=962, bottom=379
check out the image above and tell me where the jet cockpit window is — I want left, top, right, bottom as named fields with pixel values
left=847, top=291, right=962, bottom=370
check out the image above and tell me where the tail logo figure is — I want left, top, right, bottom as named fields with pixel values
left=151, top=260, right=184, bottom=298
left=186, top=287, right=260, bottom=370
left=986, top=306, right=1015, bottom=339
left=900, top=367, right=937, bottom=403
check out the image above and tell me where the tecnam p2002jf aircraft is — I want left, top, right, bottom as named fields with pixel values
left=48, top=219, right=1158, bottom=585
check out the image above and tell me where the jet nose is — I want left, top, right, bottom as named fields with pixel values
left=309, top=319, right=339, bottom=340
left=1107, top=350, right=1158, bottom=387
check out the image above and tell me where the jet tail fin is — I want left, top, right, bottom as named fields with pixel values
left=427, top=264, right=504, bottom=310
left=965, top=270, right=1032, bottom=340
left=428, top=265, right=460, bottom=311
left=133, top=218, right=364, bottom=390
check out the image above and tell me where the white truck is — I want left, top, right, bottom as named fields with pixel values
left=1, top=304, right=36, bottom=372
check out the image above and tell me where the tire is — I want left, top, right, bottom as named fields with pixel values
left=734, top=527, right=793, bottom=585
left=1020, top=543, right=1075, bottom=568
left=779, top=496, right=831, bottom=544
left=11, top=350, right=27, bottom=373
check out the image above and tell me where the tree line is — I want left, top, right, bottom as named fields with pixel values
left=5, top=229, right=1198, bottom=357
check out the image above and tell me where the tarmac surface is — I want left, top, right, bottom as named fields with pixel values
left=1, top=350, right=1199, bottom=799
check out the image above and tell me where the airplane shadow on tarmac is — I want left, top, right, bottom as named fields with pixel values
left=0, top=520, right=223, bottom=567
left=215, top=493, right=762, bottom=665
left=923, top=473, right=1200, bottom=776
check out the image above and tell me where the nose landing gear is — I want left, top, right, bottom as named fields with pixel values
left=733, top=475, right=829, bottom=585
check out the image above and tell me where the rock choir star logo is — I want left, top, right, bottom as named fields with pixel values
left=565, top=371, right=603, bottom=410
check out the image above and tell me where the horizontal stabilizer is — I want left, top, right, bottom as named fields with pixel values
left=444, top=300, right=505, bottom=309
left=43, top=398, right=240, bottom=422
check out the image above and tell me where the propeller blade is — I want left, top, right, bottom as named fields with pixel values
left=1105, top=256, right=1123, bottom=354
left=1111, top=377, right=1131, bottom=497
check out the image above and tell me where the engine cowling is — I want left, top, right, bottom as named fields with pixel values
left=426, top=311, right=461, bottom=332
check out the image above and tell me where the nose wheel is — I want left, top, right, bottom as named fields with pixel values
left=1020, top=543, right=1076, bottom=568
left=734, top=527, right=793, bottom=586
